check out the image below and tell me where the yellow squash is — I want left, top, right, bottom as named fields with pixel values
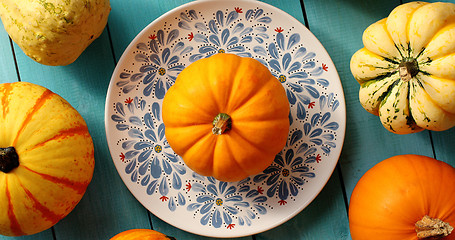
left=350, top=2, right=455, bottom=134
left=0, top=0, right=110, bottom=66
left=0, top=82, right=94, bottom=236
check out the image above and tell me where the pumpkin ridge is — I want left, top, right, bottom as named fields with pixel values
left=21, top=124, right=90, bottom=153
left=379, top=80, right=421, bottom=132
left=22, top=165, right=89, bottom=195
left=169, top=74, right=220, bottom=119
left=420, top=52, right=454, bottom=69
left=0, top=83, right=13, bottom=119
left=359, top=71, right=398, bottom=85
left=392, top=43, right=406, bottom=61
left=230, top=128, right=277, bottom=157
left=228, top=86, right=277, bottom=119
left=383, top=55, right=401, bottom=65
left=405, top=6, right=425, bottom=56
left=404, top=156, right=431, bottom=214
left=165, top=125, right=212, bottom=154
left=409, top=78, right=455, bottom=130
left=19, top=181, right=64, bottom=226
left=376, top=78, right=400, bottom=108
left=410, top=4, right=455, bottom=57
left=404, top=82, right=423, bottom=130
left=212, top=137, right=249, bottom=180
left=420, top=75, right=455, bottom=115
left=420, top=22, right=455, bottom=61
left=212, top=56, right=238, bottom=112
left=5, top=177, right=25, bottom=236
left=181, top=133, right=215, bottom=176
left=12, top=89, right=54, bottom=146
left=227, top=61, right=273, bottom=114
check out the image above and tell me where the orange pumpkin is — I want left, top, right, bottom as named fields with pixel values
left=349, top=154, right=455, bottom=240
left=0, top=82, right=94, bottom=236
left=162, top=53, right=290, bottom=182
left=110, top=229, right=175, bottom=240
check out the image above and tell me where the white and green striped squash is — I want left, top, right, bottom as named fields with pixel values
left=350, top=1, right=455, bottom=134
left=0, top=0, right=110, bottom=66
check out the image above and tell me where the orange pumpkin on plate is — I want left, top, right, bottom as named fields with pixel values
left=0, top=82, right=94, bottom=236
left=162, top=53, right=290, bottom=182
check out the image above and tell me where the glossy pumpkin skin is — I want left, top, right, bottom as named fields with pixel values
left=110, top=229, right=176, bottom=240
left=162, top=53, right=290, bottom=182
left=0, top=82, right=94, bottom=236
left=349, top=154, right=455, bottom=240
left=350, top=2, right=455, bottom=134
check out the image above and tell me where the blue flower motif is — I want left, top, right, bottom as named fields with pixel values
left=187, top=178, right=249, bottom=229
left=111, top=99, right=187, bottom=211
left=116, top=29, right=188, bottom=98
left=178, top=8, right=272, bottom=61
left=254, top=31, right=323, bottom=105
left=303, top=112, right=339, bottom=154
left=253, top=148, right=315, bottom=203
left=236, top=180, right=269, bottom=226
left=285, top=110, right=339, bottom=155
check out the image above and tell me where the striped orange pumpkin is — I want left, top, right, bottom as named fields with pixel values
left=0, top=82, right=94, bottom=236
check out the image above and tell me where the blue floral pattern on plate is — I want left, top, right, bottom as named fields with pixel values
left=105, top=0, right=345, bottom=238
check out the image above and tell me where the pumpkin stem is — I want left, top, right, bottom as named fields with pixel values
left=0, top=147, right=19, bottom=173
left=415, top=215, right=454, bottom=239
left=398, top=58, right=419, bottom=82
left=212, top=113, right=232, bottom=135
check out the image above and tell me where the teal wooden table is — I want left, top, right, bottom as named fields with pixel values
left=1, top=0, right=455, bottom=239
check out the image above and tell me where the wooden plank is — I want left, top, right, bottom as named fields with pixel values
left=0, top=21, right=18, bottom=82
left=6, top=25, right=152, bottom=239
left=0, top=232, right=53, bottom=240
left=108, top=0, right=193, bottom=63
left=255, top=170, right=350, bottom=240
left=261, top=0, right=305, bottom=24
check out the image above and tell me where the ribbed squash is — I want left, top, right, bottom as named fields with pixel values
left=350, top=2, right=455, bottom=134
left=110, top=229, right=176, bottom=240
left=162, top=53, right=290, bottom=182
left=0, top=82, right=94, bottom=236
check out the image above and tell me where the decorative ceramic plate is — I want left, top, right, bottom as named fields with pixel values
left=105, top=0, right=346, bottom=238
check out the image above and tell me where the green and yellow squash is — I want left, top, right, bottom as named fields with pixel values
left=350, top=1, right=455, bottom=134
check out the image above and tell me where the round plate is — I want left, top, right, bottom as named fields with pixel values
left=105, top=0, right=346, bottom=238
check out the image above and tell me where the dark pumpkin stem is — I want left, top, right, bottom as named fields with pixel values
left=415, top=215, right=453, bottom=239
left=212, top=113, right=232, bottom=135
left=399, top=58, right=419, bottom=82
left=0, top=147, right=19, bottom=173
